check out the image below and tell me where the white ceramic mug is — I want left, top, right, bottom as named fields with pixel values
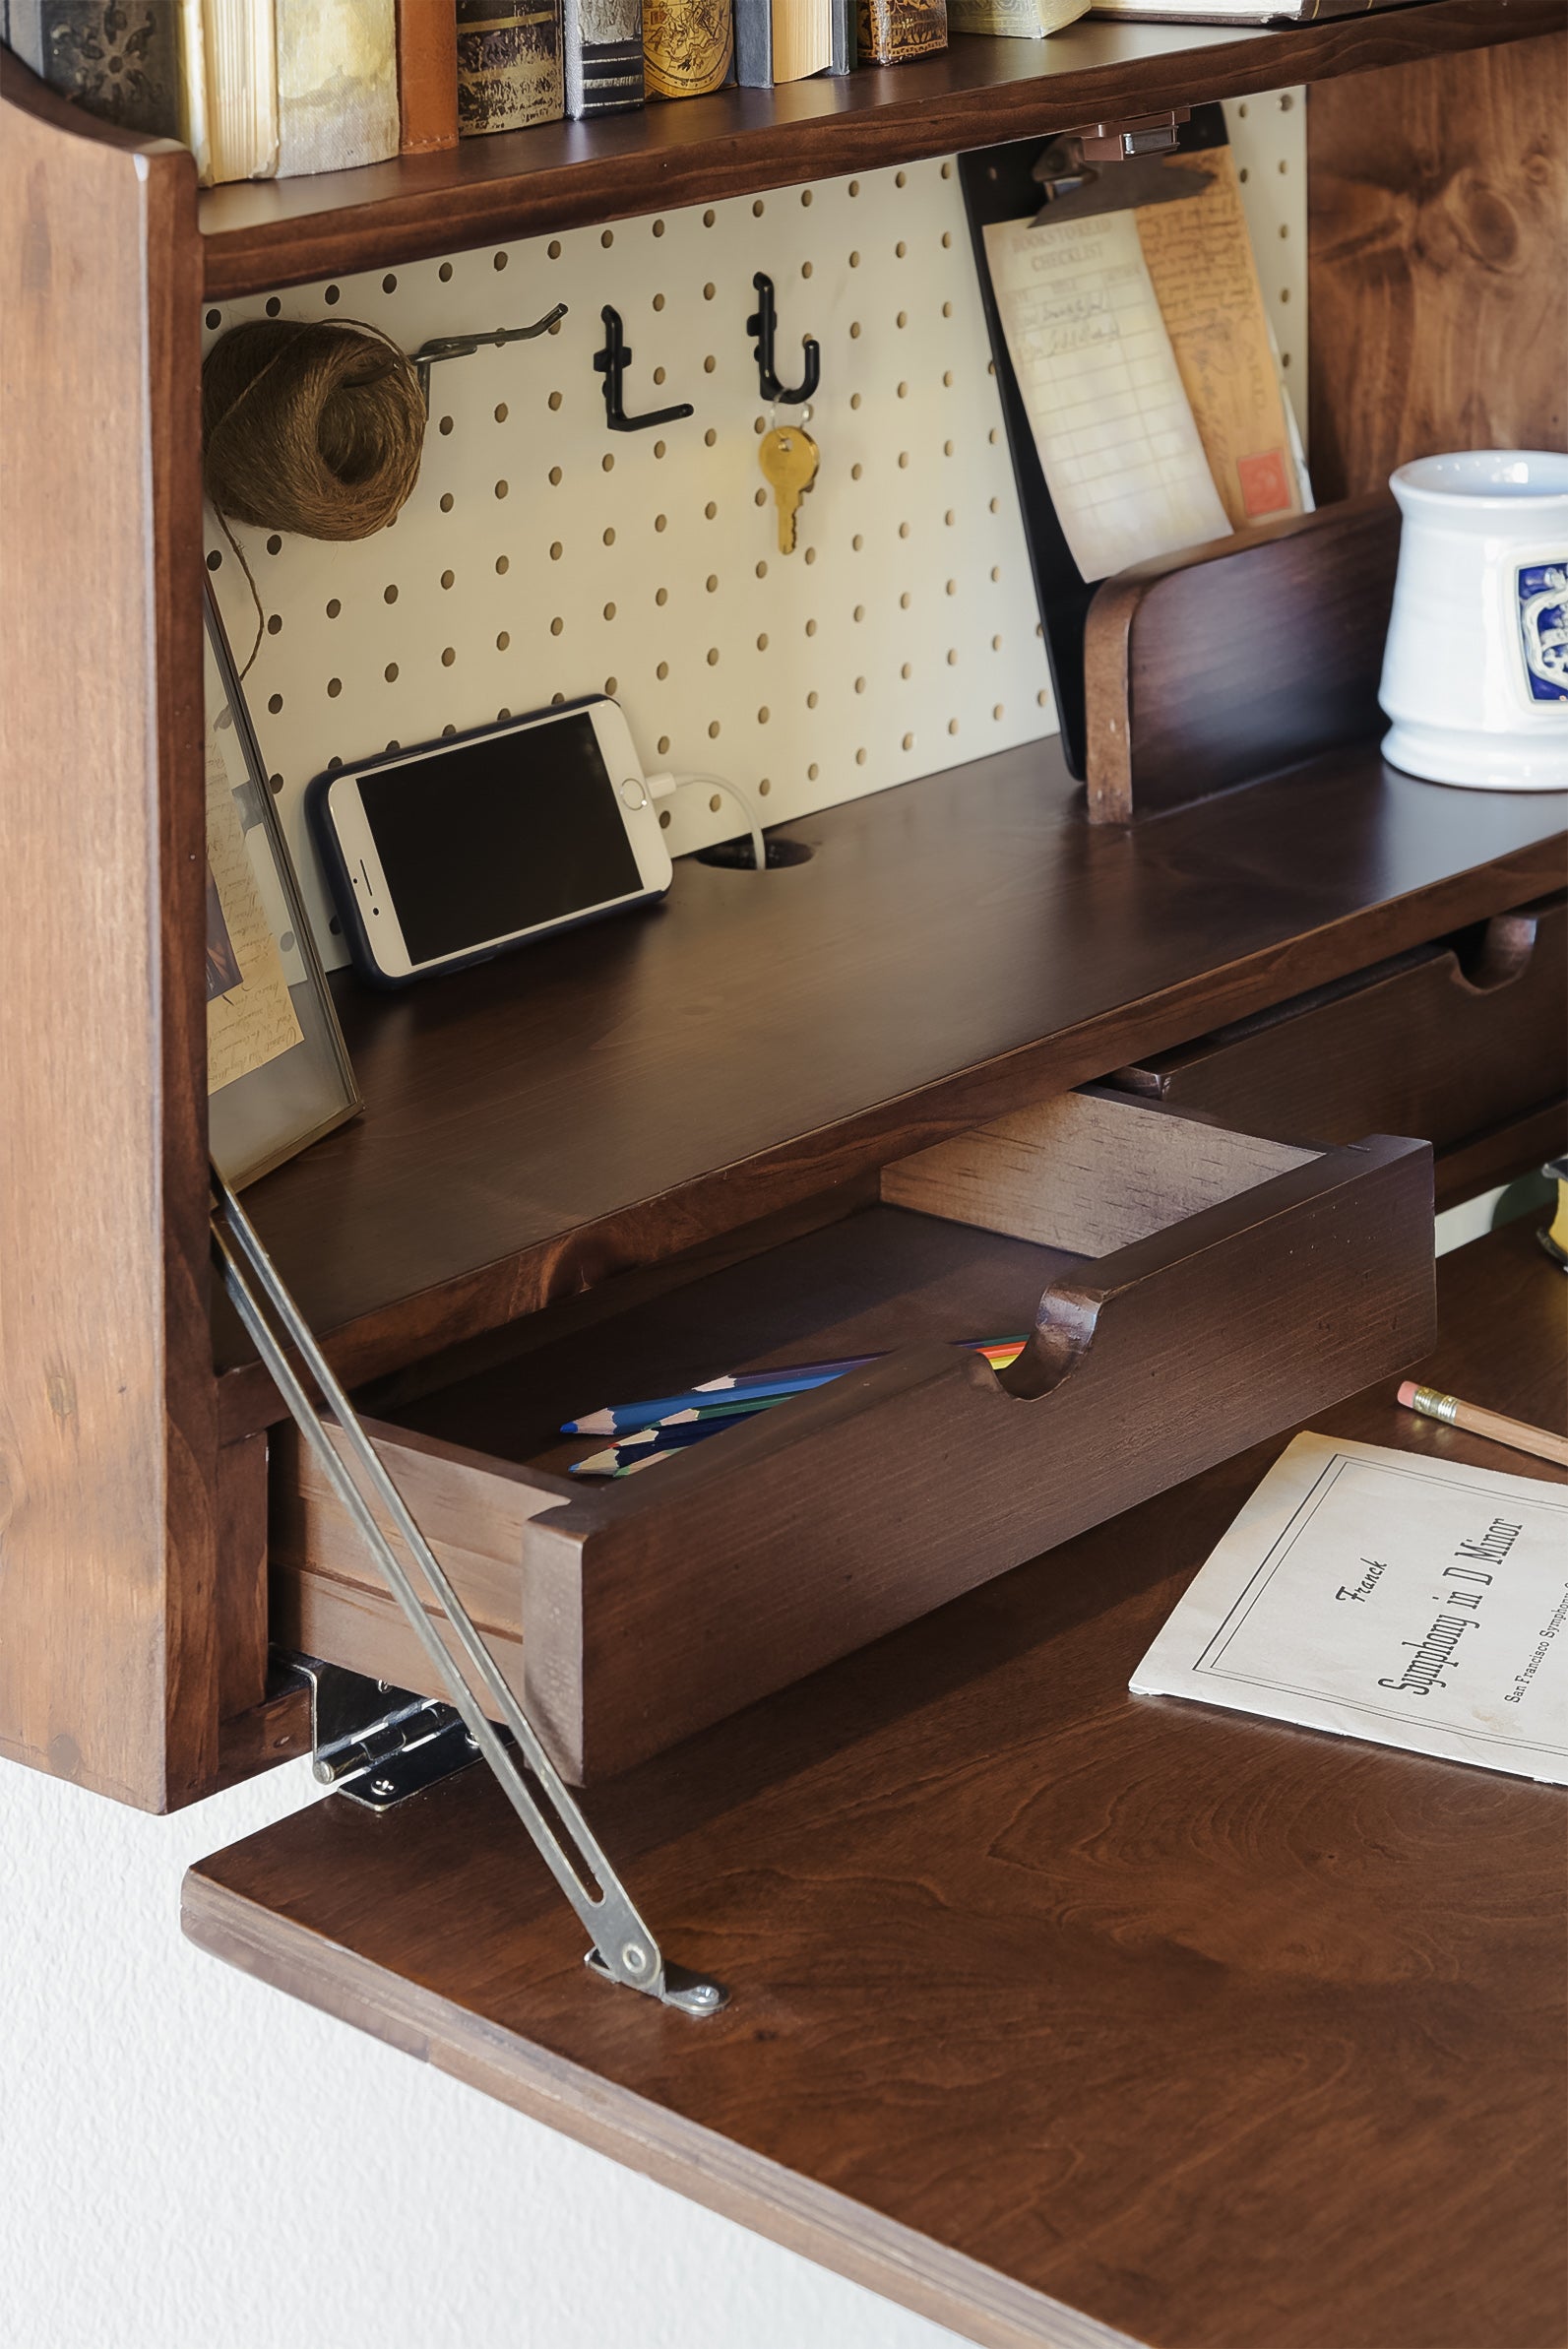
left=1379, top=449, right=1568, bottom=793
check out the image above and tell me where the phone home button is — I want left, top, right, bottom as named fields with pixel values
left=620, top=778, right=649, bottom=810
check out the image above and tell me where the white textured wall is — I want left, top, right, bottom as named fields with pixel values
left=0, top=1759, right=965, bottom=2349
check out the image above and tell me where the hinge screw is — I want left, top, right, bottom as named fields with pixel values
left=620, top=1942, right=650, bottom=1976
left=370, top=1775, right=397, bottom=1797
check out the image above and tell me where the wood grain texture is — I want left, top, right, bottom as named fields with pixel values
left=880, top=1087, right=1313, bottom=1253
left=185, top=1217, right=1568, bottom=2349
left=1083, top=495, right=1401, bottom=822
left=1308, top=28, right=1568, bottom=500
left=0, top=62, right=219, bottom=1809
left=273, top=1104, right=1434, bottom=1781
left=1115, top=893, right=1568, bottom=1166
left=192, top=0, right=1567, bottom=297
left=219, top=741, right=1564, bottom=1438
left=1432, top=1098, right=1567, bottom=1211
left=216, top=1433, right=270, bottom=1721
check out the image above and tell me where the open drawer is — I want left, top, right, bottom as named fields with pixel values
left=271, top=1091, right=1434, bottom=1782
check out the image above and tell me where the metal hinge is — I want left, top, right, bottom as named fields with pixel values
left=284, top=1657, right=483, bottom=1809
left=212, top=1170, right=728, bottom=2019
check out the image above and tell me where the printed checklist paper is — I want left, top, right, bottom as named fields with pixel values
left=982, top=208, right=1229, bottom=580
left=1132, top=1433, right=1568, bottom=1784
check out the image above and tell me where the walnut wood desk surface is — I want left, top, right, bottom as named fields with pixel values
left=187, top=1220, right=1568, bottom=2349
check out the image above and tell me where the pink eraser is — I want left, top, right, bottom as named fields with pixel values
left=1397, top=1380, right=1418, bottom=1408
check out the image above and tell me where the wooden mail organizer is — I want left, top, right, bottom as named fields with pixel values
left=272, top=1091, right=1433, bottom=1782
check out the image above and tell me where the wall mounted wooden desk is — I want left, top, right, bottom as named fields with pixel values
left=186, top=1217, right=1568, bottom=2349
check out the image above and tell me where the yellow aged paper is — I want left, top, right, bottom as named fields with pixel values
left=1135, top=149, right=1303, bottom=532
left=982, top=209, right=1230, bottom=582
left=205, top=723, right=302, bottom=1096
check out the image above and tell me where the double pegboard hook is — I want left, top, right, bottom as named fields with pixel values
left=747, top=273, right=820, bottom=408
left=595, top=305, right=695, bottom=433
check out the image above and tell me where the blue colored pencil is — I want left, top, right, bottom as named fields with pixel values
left=562, top=1337, right=1026, bottom=1437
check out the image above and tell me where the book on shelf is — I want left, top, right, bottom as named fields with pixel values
left=735, top=0, right=852, bottom=85
left=276, top=0, right=399, bottom=175
left=855, top=0, right=943, bottom=66
left=1089, top=0, right=1408, bottom=21
left=398, top=0, right=460, bottom=149
left=181, top=0, right=406, bottom=185
left=2, top=0, right=182, bottom=133
left=180, top=0, right=279, bottom=183
left=562, top=0, right=643, bottom=115
left=458, top=0, right=563, bottom=130
left=643, top=0, right=732, bottom=97
left=948, top=0, right=1087, bottom=34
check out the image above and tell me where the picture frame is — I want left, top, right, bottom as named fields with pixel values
left=203, top=587, right=361, bottom=1186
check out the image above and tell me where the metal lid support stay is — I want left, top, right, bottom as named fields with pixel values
left=211, top=1170, right=728, bottom=2018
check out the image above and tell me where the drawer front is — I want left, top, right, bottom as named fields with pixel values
left=1112, top=896, right=1566, bottom=1176
left=271, top=1093, right=1434, bottom=1784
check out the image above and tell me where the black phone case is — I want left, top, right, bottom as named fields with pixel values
left=305, top=697, right=669, bottom=990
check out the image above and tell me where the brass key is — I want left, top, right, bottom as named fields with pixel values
left=759, top=422, right=819, bottom=554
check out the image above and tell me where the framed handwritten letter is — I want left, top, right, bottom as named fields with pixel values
left=205, top=592, right=360, bottom=1186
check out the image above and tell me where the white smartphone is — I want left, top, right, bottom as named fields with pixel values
left=307, top=697, right=672, bottom=987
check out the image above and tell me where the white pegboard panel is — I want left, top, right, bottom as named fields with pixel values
left=204, top=159, right=1056, bottom=970
left=204, top=107, right=1307, bottom=974
left=1223, top=88, right=1308, bottom=452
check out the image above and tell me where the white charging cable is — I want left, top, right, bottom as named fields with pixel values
left=645, top=769, right=767, bottom=872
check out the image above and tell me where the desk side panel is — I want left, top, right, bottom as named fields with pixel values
left=0, top=62, right=218, bottom=1809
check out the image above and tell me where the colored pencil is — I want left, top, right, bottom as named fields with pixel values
left=562, top=1337, right=1026, bottom=1436
left=1398, top=1381, right=1568, bottom=1470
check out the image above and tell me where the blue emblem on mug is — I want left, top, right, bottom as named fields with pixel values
left=1517, top=563, right=1568, bottom=702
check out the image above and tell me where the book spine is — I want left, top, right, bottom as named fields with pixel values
left=457, top=0, right=564, bottom=132
left=830, top=0, right=854, bottom=72
left=7, top=0, right=183, bottom=136
left=561, top=0, right=643, bottom=115
left=277, top=0, right=399, bottom=177
left=855, top=0, right=944, bottom=62
left=732, top=0, right=770, bottom=87
left=398, top=0, right=460, bottom=149
left=642, top=0, right=730, bottom=98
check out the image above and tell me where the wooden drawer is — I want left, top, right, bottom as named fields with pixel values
left=271, top=1091, right=1434, bottom=1783
left=1112, top=895, right=1566, bottom=1190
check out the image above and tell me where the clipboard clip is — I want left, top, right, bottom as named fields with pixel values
left=1031, top=110, right=1204, bottom=226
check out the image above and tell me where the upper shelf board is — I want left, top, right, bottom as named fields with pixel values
left=196, top=2, right=1558, bottom=297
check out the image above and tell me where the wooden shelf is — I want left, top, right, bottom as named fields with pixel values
left=197, top=0, right=1559, bottom=296
left=185, top=1216, right=1568, bottom=2349
left=218, top=738, right=1567, bottom=1436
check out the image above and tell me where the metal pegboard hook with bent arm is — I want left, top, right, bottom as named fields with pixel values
left=209, top=1168, right=728, bottom=2019
left=410, top=303, right=569, bottom=406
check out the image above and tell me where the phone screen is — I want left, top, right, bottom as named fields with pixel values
left=356, top=712, right=644, bottom=966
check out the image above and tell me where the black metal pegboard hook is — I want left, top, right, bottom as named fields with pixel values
left=594, top=305, right=694, bottom=433
left=747, top=273, right=820, bottom=409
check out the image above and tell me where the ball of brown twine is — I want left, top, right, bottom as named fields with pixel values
left=202, top=317, right=426, bottom=541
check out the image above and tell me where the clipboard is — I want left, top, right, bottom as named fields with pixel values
left=959, top=105, right=1232, bottom=781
